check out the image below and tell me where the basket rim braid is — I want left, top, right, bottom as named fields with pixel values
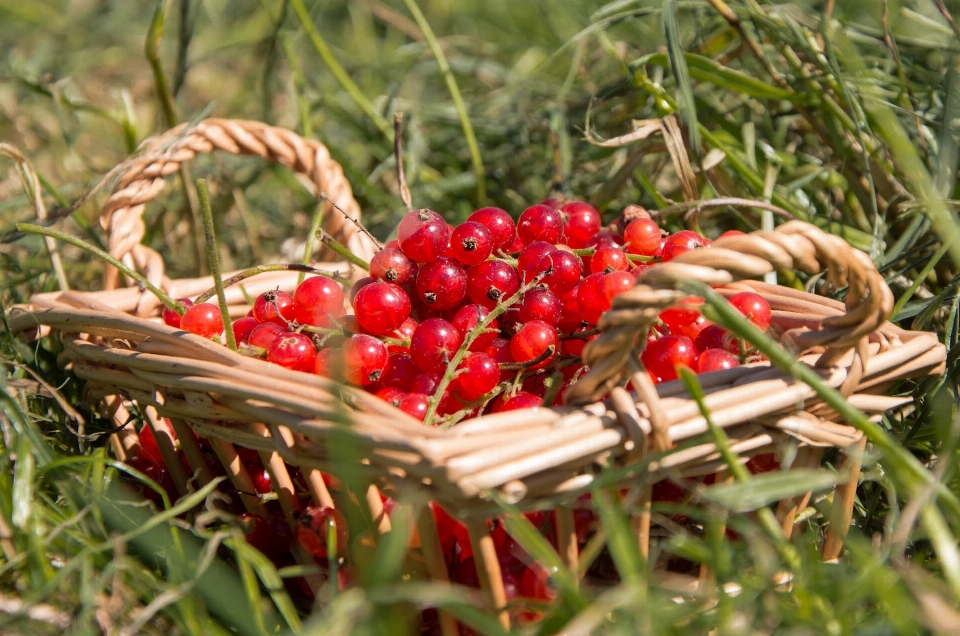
left=9, top=118, right=948, bottom=632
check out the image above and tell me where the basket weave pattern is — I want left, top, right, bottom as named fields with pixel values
left=10, top=119, right=948, bottom=630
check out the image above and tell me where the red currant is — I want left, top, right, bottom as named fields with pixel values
left=378, top=351, right=419, bottom=391
left=561, top=201, right=601, bottom=249
left=293, top=276, right=344, bottom=327
left=642, top=335, right=697, bottom=382
left=453, top=353, right=500, bottom=402
left=576, top=272, right=606, bottom=325
left=452, top=304, right=498, bottom=351
left=180, top=303, right=224, bottom=339
left=369, top=248, right=416, bottom=285
left=449, top=221, right=495, bottom=266
left=585, top=231, right=624, bottom=250
left=517, top=204, right=563, bottom=246
left=398, top=209, right=450, bottom=263
left=253, top=290, right=296, bottom=326
left=590, top=246, right=629, bottom=274
left=342, top=334, right=388, bottom=385
left=231, top=316, right=259, bottom=344
left=398, top=393, right=430, bottom=421
left=694, top=348, right=740, bottom=373
left=162, top=298, right=193, bottom=328
left=601, top=270, right=636, bottom=305
left=623, top=218, right=661, bottom=256
left=410, top=318, right=463, bottom=374
left=729, top=291, right=772, bottom=331
left=467, top=206, right=517, bottom=252
left=510, top=320, right=558, bottom=368
left=267, top=332, right=317, bottom=372
left=518, top=289, right=562, bottom=326
left=467, top=260, right=521, bottom=310
left=248, top=321, right=286, bottom=350
left=661, top=230, right=707, bottom=262
left=659, top=296, right=704, bottom=333
left=494, top=392, right=543, bottom=412
left=415, top=257, right=468, bottom=311
left=352, top=282, right=412, bottom=335
left=517, top=241, right=556, bottom=285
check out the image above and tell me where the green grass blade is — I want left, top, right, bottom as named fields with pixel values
left=663, top=0, right=701, bottom=159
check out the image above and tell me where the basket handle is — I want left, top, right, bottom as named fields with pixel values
left=565, top=220, right=895, bottom=404
left=100, top=118, right=379, bottom=292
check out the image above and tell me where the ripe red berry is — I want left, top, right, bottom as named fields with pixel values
left=369, top=248, right=416, bottom=285
left=510, top=320, right=558, bottom=368
left=694, top=348, right=741, bottom=373
left=659, top=296, right=704, bottom=333
left=642, top=335, right=697, bottom=382
left=518, top=289, right=562, bottom=326
left=453, top=353, right=500, bottom=402
left=352, top=282, right=412, bottom=335
left=293, top=276, right=344, bottom=327
left=661, top=230, right=707, bottom=262
left=410, top=318, right=463, bottom=374
left=162, top=298, right=193, bottom=328
left=313, top=348, right=337, bottom=377
left=415, top=257, right=468, bottom=311
left=729, top=291, right=772, bottom=331
left=248, top=322, right=286, bottom=350
left=467, top=207, right=516, bottom=252
left=375, top=386, right=405, bottom=407
left=231, top=316, right=259, bottom=344
left=378, top=351, right=419, bottom=391
left=388, top=317, right=418, bottom=352
left=623, top=219, right=662, bottom=256
left=297, top=506, right=349, bottom=558
left=398, top=393, right=430, bottom=421
left=539, top=250, right=582, bottom=295
left=342, top=334, right=388, bottom=386
left=253, top=290, right=296, bottom=326
left=585, top=230, right=624, bottom=250
left=576, top=272, right=607, bottom=325
left=409, top=372, right=441, bottom=395
left=398, top=209, right=450, bottom=263
left=467, top=260, right=521, bottom=310
left=349, top=276, right=374, bottom=304
left=180, top=303, right=224, bottom=339
left=494, top=392, right=543, bottom=412
left=449, top=221, right=495, bottom=266
left=517, top=241, right=557, bottom=285
left=600, top=270, right=636, bottom=306
left=561, top=201, right=602, bottom=249
left=267, top=332, right=317, bottom=371
left=590, top=246, right=629, bottom=274
left=517, top=204, right=563, bottom=246
left=452, top=304, right=499, bottom=351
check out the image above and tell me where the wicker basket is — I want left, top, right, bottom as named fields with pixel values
left=10, top=119, right=947, bottom=632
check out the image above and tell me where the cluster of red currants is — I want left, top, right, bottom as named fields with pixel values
left=164, top=200, right=771, bottom=426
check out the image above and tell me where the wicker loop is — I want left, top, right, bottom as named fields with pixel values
left=100, top=118, right=379, bottom=294
left=565, top=221, right=894, bottom=405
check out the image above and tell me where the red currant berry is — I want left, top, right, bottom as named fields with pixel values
left=352, top=282, right=412, bottom=335
left=398, top=209, right=450, bottom=263
left=729, top=291, right=772, bottom=331
left=494, top=392, right=543, bottom=412
left=415, top=257, right=468, bottom=311
left=561, top=201, right=601, bottom=249
left=694, top=348, right=740, bottom=373
left=388, top=317, right=418, bottom=352
left=267, top=332, right=317, bottom=372
left=601, top=270, right=636, bottom=306
left=162, top=298, right=193, bottom=328
left=298, top=506, right=349, bottom=558
left=369, top=247, right=416, bottom=285
left=232, top=316, right=259, bottom=344
left=449, top=221, right=494, bottom=266
left=349, top=276, right=374, bottom=305
left=540, top=250, right=582, bottom=295
left=623, top=219, right=662, bottom=256
left=313, top=348, right=336, bottom=377
left=453, top=353, right=499, bottom=402
left=590, top=246, right=629, bottom=274
left=378, top=351, right=419, bottom=391
left=557, top=285, right=584, bottom=332
left=410, top=318, right=463, bottom=374
left=180, top=303, right=224, bottom=339
left=641, top=335, right=697, bottom=382
left=342, top=334, right=388, bottom=386
left=253, top=290, right=296, bottom=326
left=375, top=387, right=406, bottom=407
left=486, top=337, right=514, bottom=382
left=248, top=321, right=286, bottom=350
left=452, top=304, right=499, bottom=351
left=518, top=289, right=562, bottom=326
left=467, top=207, right=516, bottom=252
left=577, top=272, right=607, bottom=325
left=467, top=260, right=521, bottom=310
left=585, top=231, right=624, bottom=250
left=138, top=425, right=166, bottom=466
left=746, top=452, right=779, bottom=474
left=409, top=372, right=441, bottom=395
left=398, top=393, right=430, bottom=421
left=661, top=230, right=707, bottom=262
left=293, top=276, right=344, bottom=327
left=659, top=296, right=704, bottom=333
left=510, top=320, right=558, bottom=368
left=517, top=204, right=563, bottom=246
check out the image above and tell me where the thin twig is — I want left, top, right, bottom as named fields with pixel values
left=395, top=113, right=413, bottom=213
left=934, top=0, right=960, bottom=45
left=881, top=0, right=928, bottom=157
left=653, top=197, right=795, bottom=220
left=317, top=230, right=370, bottom=270
left=300, top=201, right=327, bottom=285
left=320, top=192, right=383, bottom=250
left=196, top=179, right=237, bottom=351
left=194, top=264, right=347, bottom=304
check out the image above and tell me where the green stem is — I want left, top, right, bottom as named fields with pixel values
left=891, top=237, right=954, bottom=320
left=288, top=0, right=391, bottom=137
left=145, top=0, right=177, bottom=127
left=300, top=201, right=326, bottom=285
left=196, top=179, right=237, bottom=351
left=15, top=223, right=184, bottom=314
left=401, top=0, right=486, bottom=205
left=318, top=230, right=369, bottom=270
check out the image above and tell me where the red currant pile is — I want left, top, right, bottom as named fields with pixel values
left=152, top=200, right=776, bottom=616
left=166, top=202, right=772, bottom=425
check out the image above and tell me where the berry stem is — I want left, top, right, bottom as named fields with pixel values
left=194, top=264, right=348, bottom=304
left=423, top=275, right=545, bottom=427
left=299, top=200, right=326, bottom=285
left=394, top=113, right=413, bottom=213
left=196, top=178, right=237, bottom=351
left=317, top=228, right=370, bottom=271
left=14, top=223, right=186, bottom=315
left=320, top=192, right=383, bottom=251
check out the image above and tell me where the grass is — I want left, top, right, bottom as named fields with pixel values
left=1, top=0, right=960, bottom=633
